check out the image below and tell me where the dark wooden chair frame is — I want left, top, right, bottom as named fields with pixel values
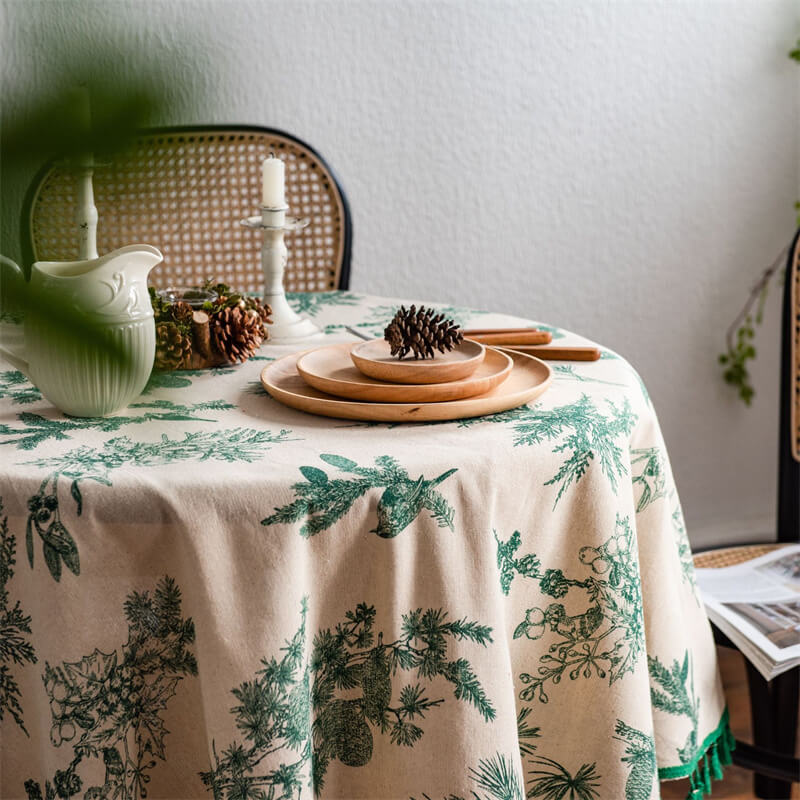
left=19, top=124, right=353, bottom=291
left=701, top=228, right=800, bottom=798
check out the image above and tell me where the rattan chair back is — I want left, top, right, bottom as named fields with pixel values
left=23, top=126, right=352, bottom=293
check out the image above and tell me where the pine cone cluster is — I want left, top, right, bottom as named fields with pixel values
left=155, top=322, right=192, bottom=370
left=210, top=305, right=265, bottom=364
left=384, top=305, right=463, bottom=360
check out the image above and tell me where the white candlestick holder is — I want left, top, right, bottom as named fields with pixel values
left=240, top=206, right=322, bottom=342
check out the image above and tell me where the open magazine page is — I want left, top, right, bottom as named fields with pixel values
left=696, top=545, right=800, bottom=680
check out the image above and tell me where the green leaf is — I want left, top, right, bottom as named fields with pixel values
left=42, top=541, right=61, bottom=581
left=70, top=480, right=83, bottom=515
left=299, top=466, right=328, bottom=485
left=319, top=454, right=358, bottom=471
left=25, top=515, right=34, bottom=567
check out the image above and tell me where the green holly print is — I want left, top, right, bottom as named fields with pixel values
left=630, top=447, right=667, bottom=513
left=502, top=516, right=644, bottom=701
left=0, top=370, right=42, bottom=405
left=202, top=599, right=495, bottom=797
left=23, top=428, right=294, bottom=582
left=0, top=499, right=37, bottom=735
left=614, top=720, right=656, bottom=800
left=24, top=576, right=196, bottom=800
left=0, top=400, right=236, bottom=450
left=462, top=395, right=637, bottom=508
left=262, top=454, right=457, bottom=538
left=286, top=290, right=363, bottom=317
left=648, top=651, right=699, bottom=766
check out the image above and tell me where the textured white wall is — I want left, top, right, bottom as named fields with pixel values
left=2, top=0, right=798, bottom=546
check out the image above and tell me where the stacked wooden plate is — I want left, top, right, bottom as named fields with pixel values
left=260, top=338, right=553, bottom=422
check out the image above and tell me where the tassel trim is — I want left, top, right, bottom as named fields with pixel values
left=658, top=708, right=735, bottom=799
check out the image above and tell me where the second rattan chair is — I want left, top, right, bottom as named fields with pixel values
left=22, top=125, right=352, bottom=293
left=693, top=228, right=800, bottom=799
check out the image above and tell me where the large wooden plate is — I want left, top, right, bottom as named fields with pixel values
left=261, top=348, right=552, bottom=422
left=296, top=343, right=513, bottom=402
left=350, top=338, right=485, bottom=383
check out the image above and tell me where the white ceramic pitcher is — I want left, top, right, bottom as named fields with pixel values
left=0, top=245, right=163, bottom=417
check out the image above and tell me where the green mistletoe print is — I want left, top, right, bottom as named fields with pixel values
left=411, top=752, right=525, bottom=800
left=0, top=370, right=42, bottom=405
left=614, top=720, right=656, bottom=800
left=262, top=454, right=457, bottom=538
left=0, top=399, right=236, bottom=450
left=462, top=395, right=637, bottom=508
left=0, top=499, right=37, bottom=735
left=24, top=427, right=294, bottom=582
left=648, top=651, right=699, bottom=767
left=630, top=447, right=667, bottom=514
left=497, top=515, right=644, bottom=701
left=202, top=599, right=495, bottom=797
left=24, top=576, right=196, bottom=800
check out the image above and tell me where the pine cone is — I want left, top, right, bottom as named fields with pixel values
left=211, top=306, right=264, bottom=363
left=155, top=322, right=192, bottom=370
left=384, top=305, right=463, bottom=359
left=171, top=301, right=194, bottom=325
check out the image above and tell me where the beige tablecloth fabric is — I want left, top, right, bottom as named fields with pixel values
left=0, top=293, right=730, bottom=800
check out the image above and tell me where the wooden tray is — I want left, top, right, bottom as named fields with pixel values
left=297, top=343, right=513, bottom=402
left=261, top=348, right=552, bottom=422
left=350, top=338, right=485, bottom=384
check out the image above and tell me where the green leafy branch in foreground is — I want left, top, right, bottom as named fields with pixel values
left=262, top=453, right=458, bottom=538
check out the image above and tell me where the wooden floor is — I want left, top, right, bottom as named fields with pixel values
left=661, top=649, right=798, bottom=800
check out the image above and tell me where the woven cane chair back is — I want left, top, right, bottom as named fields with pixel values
left=24, top=126, right=352, bottom=293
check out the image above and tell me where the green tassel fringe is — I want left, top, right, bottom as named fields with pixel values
left=658, top=708, right=736, bottom=800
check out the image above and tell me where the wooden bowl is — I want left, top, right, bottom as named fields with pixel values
left=350, top=338, right=485, bottom=384
left=297, top=343, right=512, bottom=402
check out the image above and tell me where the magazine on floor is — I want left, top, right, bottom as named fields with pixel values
left=695, top=544, right=800, bottom=681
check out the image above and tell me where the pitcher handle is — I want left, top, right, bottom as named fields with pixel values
left=0, top=255, right=31, bottom=376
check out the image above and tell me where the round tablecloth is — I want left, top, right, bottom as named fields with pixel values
left=0, top=292, right=730, bottom=800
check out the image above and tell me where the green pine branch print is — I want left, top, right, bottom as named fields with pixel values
left=508, top=515, right=645, bottom=702
left=262, top=453, right=458, bottom=538
left=0, top=370, right=42, bottom=405
left=202, top=600, right=495, bottom=798
left=23, top=428, right=294, bottom=582
left=463, top=395, right=637, bottom=508
left=0, top=499, right=37, bottom=736
left=526, top=755, right=601, bottom=800
left=670, top=500, right=698, bottom=593
left=614, top=720, right=656, bottom=800
left=24, top=576, right=196, bottom=800
left=411, top=752, right=524, bottom=800
left=0, top=399, right=236, bottom=450
left=630, top=448, right=667, bottom=513
left=647, top=651, right=699, bottom=765
left=286, top=291, right=363, bottom=317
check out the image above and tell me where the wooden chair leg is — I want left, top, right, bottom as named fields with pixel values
left=746, top=661, right=800, bottom=798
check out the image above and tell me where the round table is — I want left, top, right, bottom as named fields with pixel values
left=0, top=293, right=730, bottom=800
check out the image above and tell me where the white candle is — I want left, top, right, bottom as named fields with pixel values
left=262, top=155, right=286, bottom=208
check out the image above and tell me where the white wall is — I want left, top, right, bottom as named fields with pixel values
left=2, top=0, right=798, bottom=546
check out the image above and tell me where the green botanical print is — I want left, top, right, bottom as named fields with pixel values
left=462, top=395, right=637, bottom=508
left=671, top=500, right=698, bottom=591
left=503, top=516, right=644, bottom=701
left=648, top=651, right=699, bottom=766
left=552, top=365, right=622, bottom=387
left=0, top=370, right=42, bottom=404
left=614, top=720, right=656, bottom=800
left=527, top=756, right=601, bottom=800
left=0, top=499, right=37, bottom=735
left=262, top=453, right=457, bottom=538
left=516, top=706, right=541, bottom=757
left=532, top=324, right=566, bottom=341
left=24, top=428, right=294, bottom=581
left=412, top=752, right=527, bottom=800
left=630, top=447, right=667, bottom=513
left=24, top=576, right=196, bottom=800
left=142, top=367, right=238, bottom=393
left=286, top=290, right=363, bottom=317
left=0, top=399, right=236, bottom=450
left=202, top=599, right=495, bottom=797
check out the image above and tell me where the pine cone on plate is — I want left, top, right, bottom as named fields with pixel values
left=211, top=306, right=264, bottom=363
left=155, top=322, right=192, bottom=370
left=384, top=305, right=463, bottom=360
